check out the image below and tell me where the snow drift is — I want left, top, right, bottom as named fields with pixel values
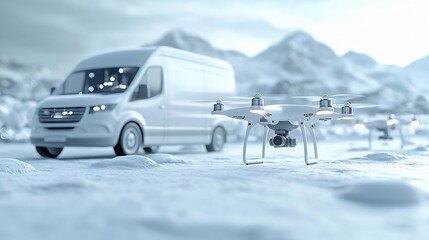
left=355, top=152, right=407, bottom=162
left=338, top=180, right=423, bottom=206
left=90, top=155, right=159, bottom=170
left=0, top=158, right=37, bottom=174
left=362, top=152, right=407, bottom=161
left=147, top=153, right=188, bottom=164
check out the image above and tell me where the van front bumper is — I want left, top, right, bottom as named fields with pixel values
left=30, top=112, right=120, bottom=148
left=30, top=135, right=116, bottom=148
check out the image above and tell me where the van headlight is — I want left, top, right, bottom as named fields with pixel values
left=89, top=104, right=117, bottom=114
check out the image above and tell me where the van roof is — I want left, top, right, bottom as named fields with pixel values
left=73, top=48, right=157, bottom=71
left=73, top=46, right=231, bottom=72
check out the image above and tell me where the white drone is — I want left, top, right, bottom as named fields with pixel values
left=211, top=93, right=368, bottom=165
left=354, top=114, right=419, bottom=149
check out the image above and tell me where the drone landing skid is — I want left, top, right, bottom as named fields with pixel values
left=243, top=124, right=269, bottom=165
left=245, top=159, right=264, bottom=165
left=299, top=123, right=318, bottom=165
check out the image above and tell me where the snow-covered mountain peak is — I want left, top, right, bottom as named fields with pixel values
left=145, top=29, right=222, bottom=58
left=145, top=29, right=249, bottom=65
left=254, top=30, right=338, bottom=69
left=343, top=51, right=377, bottom=68
left=403, top=55, right=429, bottom=94
left=279, top=30, right=314, bottom=46
left=406, top=55, right=429, bottom=68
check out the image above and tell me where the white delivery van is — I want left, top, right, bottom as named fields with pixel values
left=30, top=47, right=236, bottom=158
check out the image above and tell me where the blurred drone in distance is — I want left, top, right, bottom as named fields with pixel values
left=355, top=114, right=419, bottom=149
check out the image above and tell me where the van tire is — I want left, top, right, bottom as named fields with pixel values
left=36, top=146, right=63, bottom=158
left=143, top=146, right=159, bottom=153
left=206, top=127, right=226, bottom=152
left=114, top=122, right=142, bottom=156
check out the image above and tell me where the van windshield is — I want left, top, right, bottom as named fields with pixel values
left=53, top=67, right=139, bottom=95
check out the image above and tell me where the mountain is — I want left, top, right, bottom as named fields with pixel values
left=249, top=31, right=378, bottom=94
left=146, top=29, right=429, bottom=113
left=0, top=56, right=59, bottom=100
left=341, top=51, right=426, bottom=113
left=144, top=29, right=249, bottom=66
left=343, top=51, right=377, bottom=69
left=4, top=29, right=427, bottom=113
left=146, top=29, right=223, bottom=58
left=404, top=55, right=429, bottom=92
left=242, top=32, right=421, bottom=113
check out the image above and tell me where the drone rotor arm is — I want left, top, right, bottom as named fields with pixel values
left=212, top=107, right=264, bottom=124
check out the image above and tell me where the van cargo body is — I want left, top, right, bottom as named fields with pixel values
left=30, top=47, right=237, bottom=157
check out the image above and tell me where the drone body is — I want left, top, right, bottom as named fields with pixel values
left=211, top=94, right=363, bottom=165
left=356, top=115, right=419, bottom=149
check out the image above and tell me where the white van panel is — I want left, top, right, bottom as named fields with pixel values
left=130, top=55, right=167, bottom=145
left=163, top=56, right=207, bottom=144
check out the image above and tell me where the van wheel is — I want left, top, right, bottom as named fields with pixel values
left=206, top=127, right=226, bottom=152
left=114, top=122, right=142, bottom=156
left=143, top=146, right=159, bottom=153
left=36, top=146, right=63, bottom=158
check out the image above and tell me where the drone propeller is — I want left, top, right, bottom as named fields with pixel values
left=395, top=114, right=420, bottom=127
left=333, top=103, right=380, bottom=109
left=193, top=99, right=249, bottom=107
left=194, top=99, right=250, bottom=106
left=228, top=94, right=288, bottom=101
left=265, top=103, right=319, bottom=111
left=196, top=93, right=270, bottom=106
left=291, top=94, right=364, bottom=101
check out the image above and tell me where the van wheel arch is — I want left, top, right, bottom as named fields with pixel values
left=206, top=126, right=227, bottom=152
left=114, top=121, right=144, bottom=156
left=117, top=121, right=145, bottom=143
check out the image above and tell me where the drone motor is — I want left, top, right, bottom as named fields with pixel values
left=213, top=100, right=224, bottom=112
left=319, top=96, right=332, bottom=108
left=317, top=95, right=335, bottom=115
left=251, top=93, right=264, bottom=107
left=341, top=103, right=353, bottom=114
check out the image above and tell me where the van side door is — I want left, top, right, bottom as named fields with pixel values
left=163, top=58, right=206, bottom=144
left=131, top=66, right=166, bottom=145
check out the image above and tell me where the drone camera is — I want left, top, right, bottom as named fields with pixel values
left=379, top=135, right=393, bottom=140
left=378, top=128, right=393, bottom=140
left=269, top=130, right=297, bottom=148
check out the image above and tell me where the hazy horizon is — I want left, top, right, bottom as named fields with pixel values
left=1, top=0, right=428, bottom=72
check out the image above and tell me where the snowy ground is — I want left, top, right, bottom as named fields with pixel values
left=1, top=136, right=429, bottom=240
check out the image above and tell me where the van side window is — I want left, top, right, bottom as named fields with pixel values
left=132, top=66, right=163, bottom=100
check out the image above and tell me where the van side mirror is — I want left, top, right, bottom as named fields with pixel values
left=50, top=87, right=56, bottom=95
left=137, top=84, right=149, bottom=100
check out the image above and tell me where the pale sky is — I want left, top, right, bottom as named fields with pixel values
left=0, top=0, right=428, bottom=73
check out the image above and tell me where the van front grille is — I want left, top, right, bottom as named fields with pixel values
left=39, top=107, right=86, bottom=123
